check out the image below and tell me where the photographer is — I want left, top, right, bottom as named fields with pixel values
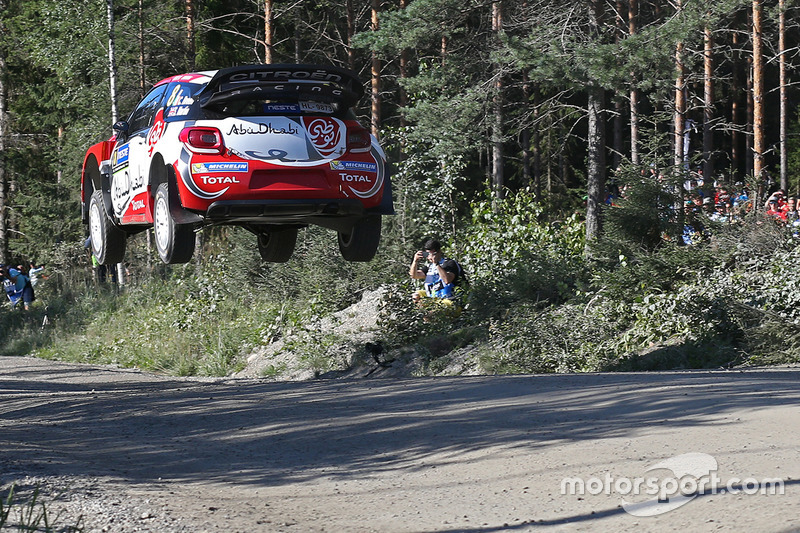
left=4, top=266, right=35, bottom=311
left=408, top=239, right=465, bottom=307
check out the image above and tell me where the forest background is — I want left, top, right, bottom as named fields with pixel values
left=2, top=0, right=800, bottom=377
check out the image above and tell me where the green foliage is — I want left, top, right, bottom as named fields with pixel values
left=488, top=297, right=632, bottom=373
left=381, top=127, right=472, bottom=241
left=460, top=188, right=586, bottom=305
left=4, top=189, right=800, bottom=379
left=15, top=224, right=402, bottom=376
left=483, top=220, right=800, bottom=374
left=34, top=271, right=293, bottom=376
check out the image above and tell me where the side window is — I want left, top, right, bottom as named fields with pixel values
left=128, top=85, right=168, bottom=133
left=163, top=82, right=205, bottom=122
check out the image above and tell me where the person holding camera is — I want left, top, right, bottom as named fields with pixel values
left=2, top=266, right=34, bottom=310
left=408, top=239, right=465, bottom=307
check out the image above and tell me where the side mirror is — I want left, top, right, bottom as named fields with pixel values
left=113, top=121, right=130, bottom=134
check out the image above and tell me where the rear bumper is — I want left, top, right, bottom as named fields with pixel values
left=205, top=198, right=366, bottom=224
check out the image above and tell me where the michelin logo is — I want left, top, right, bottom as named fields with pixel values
left=191, top=162, right=249, bottom=174
left=330, top=160, right=377, bottom=173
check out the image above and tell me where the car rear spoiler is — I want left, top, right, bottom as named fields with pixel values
left=198, top=64, right=365, bottom=109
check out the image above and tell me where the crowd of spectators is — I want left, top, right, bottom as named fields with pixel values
left=608, top=165, right=799, bottom=245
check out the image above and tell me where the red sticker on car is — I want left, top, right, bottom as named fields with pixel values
left=304, top=117, right=341, bottom=157
left=147, top=109, right=166, bottom=156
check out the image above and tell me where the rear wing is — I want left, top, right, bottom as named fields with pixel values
left=198, top=64, right=365, bottom=110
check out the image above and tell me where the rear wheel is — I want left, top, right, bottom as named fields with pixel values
left=338, top=215, right=381, bottom=262
left=257, top=227, right=298, bottom=263
left=88, top=190, right=126, bottom=264
left=154, top=183, right=196, bottom=264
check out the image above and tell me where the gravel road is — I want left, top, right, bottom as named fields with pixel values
left=1, top=356, right=799, bottom=532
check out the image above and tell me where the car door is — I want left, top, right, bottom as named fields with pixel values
left=111, top=84, right=168, bottom=222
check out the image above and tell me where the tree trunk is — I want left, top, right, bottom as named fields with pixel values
left=612, top=0, right=623, bottom=171
left=746, top=23, right=754, bottom=181
left=107, top=0, right=124, bottom=284
left=346, top=0, right=355, bottom=71
left=0, top=0, right=7, bottom=264
left=399, top=0, right=409, bottom=128
left=703, top=21, right=714, bottom=182
left=673, top=0, right=686, bottom=237
left=752, top=0, right=765, bottom=181
left=522, top=73, right=531, bottom=189
left=138, top=0, right=145, bottom=96
left=586, top=88, right=605, bottom=244
left=673, top=43, right=685, bottom=173
left=107, top=0, right=119, bottom=124
left=370, top=0, right=381, bottom=139
left=265, top=0, right=274, bottom=63
left=613, top=98, right=623, bottom=171
left=585, top=0, right=605, bottom=247
left=491, top=1, right=504, bottom=207
left=629, top=0, right=639, bottom=166
left=779, top=0, right=787, bottom=191
left=731, top=30, right=741, bottom=180
left=185, top=0, right=195, bottom=70
left=533, top=88, right=541, bottom=198
left=294, top=6, right=301, bottom=63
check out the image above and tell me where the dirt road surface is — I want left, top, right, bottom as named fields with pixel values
left=1, top=356, right=799, bottom=532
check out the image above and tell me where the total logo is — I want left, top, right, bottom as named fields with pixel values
left=191, top=162, right=249, bottom=173
left=198, top=176, right=241, bottom=185
left=339, top=173, right=372, bottom=183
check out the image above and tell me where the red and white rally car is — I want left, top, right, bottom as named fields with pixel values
left=82, top=64, right=392, bottom=265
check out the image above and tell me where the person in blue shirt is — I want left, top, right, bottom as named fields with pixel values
left=408, top=239, right=464, bottom=309
left=0, top=265, right=22, bottom=308
left=5, top=267, right=35, bottom=310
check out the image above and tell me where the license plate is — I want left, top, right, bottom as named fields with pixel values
left=300, top=101, right=334, bottom=114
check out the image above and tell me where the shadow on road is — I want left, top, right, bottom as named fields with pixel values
left=1, top=358, right=799, bottom=492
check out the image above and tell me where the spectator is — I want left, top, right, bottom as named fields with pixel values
left=766, top=198, right=784, bottom=220
left=28, top=261, right=45, bottom=287
left=764, top=190, right=786, bottom=212
left=683, top=204, right=707, bottom=245
left=715, top=186, right=732, bottom=207
left=710, top=203, right=731, bottom=224
left=782, top=197, right=798, bottom=222
left=0, top=265, right=20, bottom=307
left=702, top=197, right=715, bottom=216
left=5, top=267, right=35, bottom=311
left=408, top=239, right=465, bottom=309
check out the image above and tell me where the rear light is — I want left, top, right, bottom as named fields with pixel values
left=346, top=126, right=372, bottom=153
left=179, top=127, right=225, bottom=154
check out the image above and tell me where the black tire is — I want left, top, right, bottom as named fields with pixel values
left=88, top=190, right=126, bottom=264
left=257, top=227, right=298, bottom=263
left=154, top=183, right=196, bottom=264
left=338, top=215, right=381, bottom=262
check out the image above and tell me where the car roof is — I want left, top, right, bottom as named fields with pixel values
left=154, top=71, right=216, bottom=87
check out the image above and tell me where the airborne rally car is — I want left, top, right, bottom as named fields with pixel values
left=82, top=64, right=393, bottom=265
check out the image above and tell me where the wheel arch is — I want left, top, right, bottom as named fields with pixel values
left=82, top=153, right=114, bottom=224
left=148, top=155, right=203, bottom=226
left=147, top=154, right=169, bottom=222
